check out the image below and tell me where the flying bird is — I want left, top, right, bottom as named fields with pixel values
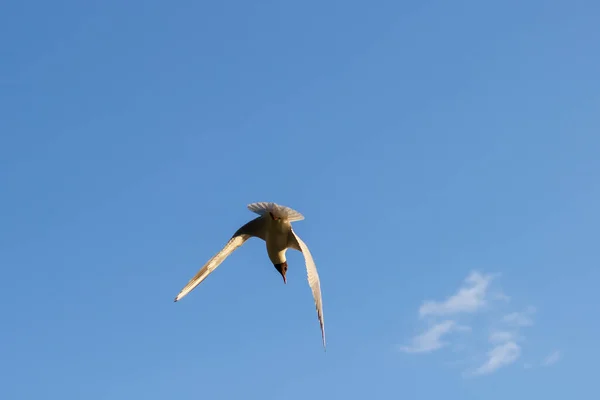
left=173, top=202, right=326, bottom=350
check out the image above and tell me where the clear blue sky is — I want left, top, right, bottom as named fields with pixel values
left=1, top=0, right=599, bottom=399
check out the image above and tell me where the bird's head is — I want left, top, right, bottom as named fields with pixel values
left=274, top=261, right=288, bottom=284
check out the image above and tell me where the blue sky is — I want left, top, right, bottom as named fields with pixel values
left=1, top=0, right=599, bottom=398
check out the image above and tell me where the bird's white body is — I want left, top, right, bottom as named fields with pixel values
left=173, top=202, right=326, bottom=350
left=265, top=217, right=292, bottom=265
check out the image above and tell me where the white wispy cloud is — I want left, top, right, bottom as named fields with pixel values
left=503, top=306, right=536, bottom=327
left=473, top=341, right=521, bottom=375
left=492, top=291, right=511, bottom=302
left=489, top=331, right=515, bottom=344
left=542, top=350, right=562, bottom=366
left=399, top=320, right=460, bottom=353
left=418, top=271, right=495, bottom=318
left=399, top=271, right=558, bottom=378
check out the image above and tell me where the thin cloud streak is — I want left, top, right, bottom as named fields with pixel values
left=399, top=320, right=460, bottom=354
left=419, top=271, right=495, bottom=318
left=542, top=350, right=562, bottom=366
left=473, top=341, right=521, bottom=376
left=489, top=331, right=515, bottom=344
left=503, top=306, right=536, bottom=327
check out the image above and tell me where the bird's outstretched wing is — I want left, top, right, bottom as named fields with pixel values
left=289, top=229, right=326, bottom=350
left=174, top=217, right=267, bottom=302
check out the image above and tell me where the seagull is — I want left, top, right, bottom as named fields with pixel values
left=173, top=202, right=326, bottom=350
